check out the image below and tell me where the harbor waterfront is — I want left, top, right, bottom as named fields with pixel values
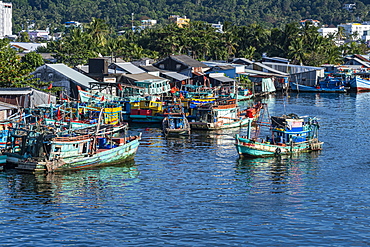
left=1, top=92, right=370, bottom=245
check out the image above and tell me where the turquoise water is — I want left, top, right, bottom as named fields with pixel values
left=1, top=92, right=370, bottom=246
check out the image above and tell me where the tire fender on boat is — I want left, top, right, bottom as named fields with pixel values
left=275, top=147, right=281, bottom=155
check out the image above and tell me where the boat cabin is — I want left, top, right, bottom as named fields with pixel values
left=269, top=115, right=319, bottom=145
left=135, top=79, right=171, bottom=96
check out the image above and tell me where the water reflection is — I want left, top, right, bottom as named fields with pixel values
left=3, top=160, right=140, bottom=206
left=235, top=152, right=320, bottom=195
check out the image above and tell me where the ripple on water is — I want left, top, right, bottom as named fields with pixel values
left=2, top=94, right=370, bottom=245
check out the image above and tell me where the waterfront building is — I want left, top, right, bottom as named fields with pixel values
left=0, top=1, right=12, bottom=39
left=33, top=64, right=98, bottom=98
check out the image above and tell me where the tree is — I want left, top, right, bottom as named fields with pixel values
left=288, top=37, right=305, bottom=65
left=21, top=52, right=45, bottom=70
left=85, top=18, right=110, bottom=48
left=0, top=39, right=48, bottom=89
left=17, top=32, right=31, bottom=42
left=48, top=28, right=98, bottom=66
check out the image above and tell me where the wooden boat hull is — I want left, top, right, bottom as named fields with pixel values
left=129, top=115, right=164, bottom=123
left=235, top=134, right=323, bottom=158
left=237, top=94, right=253, bottom=101
left=163, top=128, right=190, bottom=136
left=190, top=118, right=252, bottom=130
left=349, top=77, right=370, bottom=92
left=14, top=137, right=140, bottom=172
left=290, top=82, right=347, bottom=93
left=162, top=114, right=191, bottom=136
left=0, top=155, right=6, bottom=170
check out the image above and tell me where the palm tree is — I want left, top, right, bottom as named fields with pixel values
left=336, top=26, right=346, bottom=40
left=222, top=33, right=238, bottom=59
left=288, top=37, right=305, bottom=65
left=85, top=18, right=110, bottom=48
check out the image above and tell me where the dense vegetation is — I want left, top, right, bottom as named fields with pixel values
left=10, top=0, right=370, bottom=32
left=44, top=19, right=368, bottom=67
left=3, top=0, right=370, bottom=81
left=0, top=39, right=48, bottom=88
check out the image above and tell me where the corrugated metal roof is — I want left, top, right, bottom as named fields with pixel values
left=232, top=58, right=254, bottom=65
left=47, top=64, right=97, bottom=87
left=122, top=73, right=167, bottom=81
left=162, top=71, right=190, bottom=81
left=170, top=55, right=209, bottom=68
left=241, top=69, right=288, bottom=77
left=351, top=57, right=370, bottom=67
left=112, top=62, right=146, bottom=74
left=155, top=55, right=209, bottom=68
left=0, top=88, right=33, bottom=95
left=139, top=65, right=161, bottom=72
left=209, top=73, right=234, bottom=83
left=0, top=101, right=18, bottom=109
left=254, top=62, right=289, bottom=76
left=10, top=42, right=46, bottom=52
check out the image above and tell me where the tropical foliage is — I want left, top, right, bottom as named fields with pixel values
left=0, top=39, right=48, bottom=88
left=9, top=0, right=370, bottom=32
left=45, top=19, right=368, bottom=67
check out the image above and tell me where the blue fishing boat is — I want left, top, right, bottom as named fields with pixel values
left=349, top=74, right=370, bottom=92
left=0, top=121, right=13, bottom=170
left=162, top=103, right=191, bottom=137
left=235, top=106, right=323, bottom=158
left=290, top=77, right=347, bottom=93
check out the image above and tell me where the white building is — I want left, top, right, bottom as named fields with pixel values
left=318, top=27, right=338, bottom=38
left=141, top=19, right=157, bottom=27
left=338, top=23, right=370, bottom=41
left=25, top=29, right=50, bottom=41
left=211, top=22, right=223, bottom=33
left=0, top=1, right=12, bottom=39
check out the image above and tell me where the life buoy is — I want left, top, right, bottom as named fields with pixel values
left=275, top=147, right=281, bottom=155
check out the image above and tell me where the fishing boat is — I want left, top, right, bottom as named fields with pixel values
left=162, top=103, right=190, bottom=137
left=7, top=124, right=141, bottom=172
left=236, top=88, right=254, bottom=101
left=290, top=77, right=347, bottom=93
left=0, top=121, right=11, bottom=169
left=349, top=74, right=370, bottom=92
left=189, top=98, right=254, bottom=130
left=235, top=105, right=323, bottom=158
left=129, top=100, right=165, bottom=123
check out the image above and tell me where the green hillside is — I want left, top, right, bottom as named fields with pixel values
left=10, top=0, right=370, bottom=31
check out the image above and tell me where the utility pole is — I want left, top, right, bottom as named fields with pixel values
left=131, top=13, right=134, bottom=31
